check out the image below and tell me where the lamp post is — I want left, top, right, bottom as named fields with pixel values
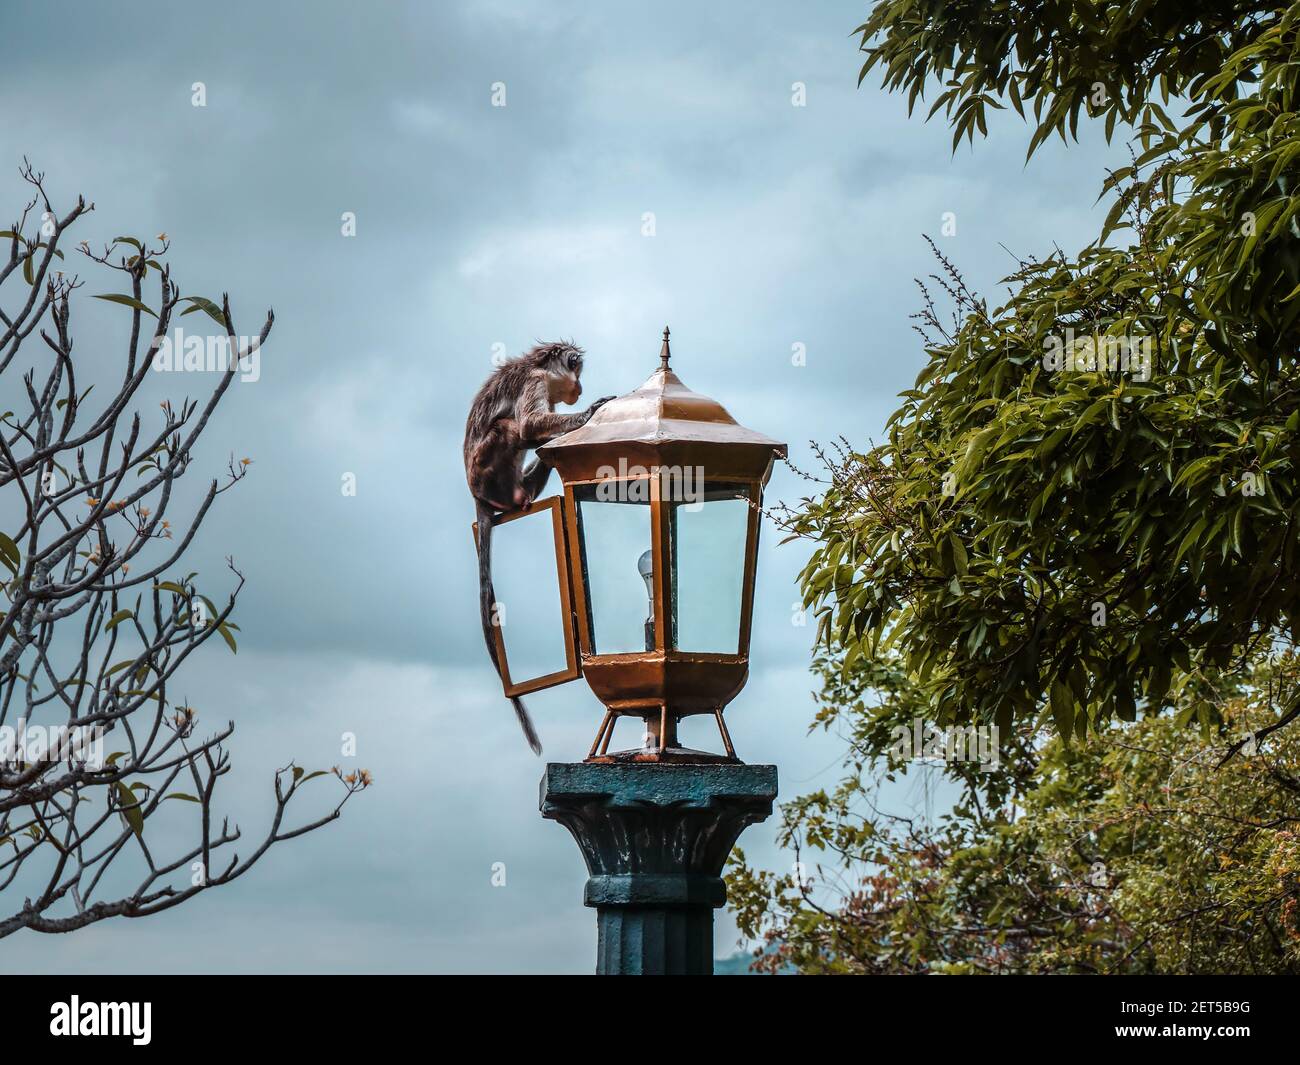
left=483, top=328, right=786, bottom=974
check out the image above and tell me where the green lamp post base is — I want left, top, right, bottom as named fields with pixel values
left=540, top=761, right=778, bottom=975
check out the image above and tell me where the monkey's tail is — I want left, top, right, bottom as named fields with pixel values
left=476, top=500, right=543, bottom=756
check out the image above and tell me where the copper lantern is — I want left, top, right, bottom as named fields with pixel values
left=480, top=328, right=786, bottom=763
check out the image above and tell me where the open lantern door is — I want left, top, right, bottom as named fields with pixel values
left=473, top=329, right=786, bottom=764
left=476, top=496, right=582, bottom=697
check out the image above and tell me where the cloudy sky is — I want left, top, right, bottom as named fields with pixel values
left=1, top=0, right=1119, bottom=972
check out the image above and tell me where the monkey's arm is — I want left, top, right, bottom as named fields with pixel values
left=518, top=395, right=614, bottom=503
left=516, top=373, right=599, bottom=446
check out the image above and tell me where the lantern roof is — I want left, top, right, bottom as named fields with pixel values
left=539, top=328, right=787, bottom=481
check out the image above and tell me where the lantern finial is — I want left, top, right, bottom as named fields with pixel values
left=659, top=326, right=671, bottom=372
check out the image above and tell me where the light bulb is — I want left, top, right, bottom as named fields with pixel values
left=637, top=548, right=654, bottom=652
left=637, top=548, right=654, bottom=607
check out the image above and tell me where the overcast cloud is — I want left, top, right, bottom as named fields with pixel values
left=1, top=0, right=1121, bottom=972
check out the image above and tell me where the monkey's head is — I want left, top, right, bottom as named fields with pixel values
left=532, top=340, right=585, bottom=406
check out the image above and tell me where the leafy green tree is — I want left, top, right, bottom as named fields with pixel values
left=728, top=651, right=1300, bottom=974
left=791, top=2, right=1300, bottom=744
left=730, top=1, right=1300, bottom=975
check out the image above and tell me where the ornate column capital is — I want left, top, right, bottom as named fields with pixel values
left=541, top=762, right=777, bottom=974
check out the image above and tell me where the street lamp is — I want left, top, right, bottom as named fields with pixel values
left=488, top=327, right=786, bottom=764
left=484, top=327, right=786, bottom=975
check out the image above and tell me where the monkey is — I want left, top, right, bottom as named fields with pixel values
left=464, top=340, right=614, bottom=754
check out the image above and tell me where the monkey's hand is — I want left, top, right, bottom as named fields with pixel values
left=571, top=396, right=616, bottom=429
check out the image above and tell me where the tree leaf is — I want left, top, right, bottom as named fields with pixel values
left=1049, top=679, right=1075, bottom=738
left=114, top=781, right=144, bottom=839
left=0, top=531, right=19, bottom=575
left=179, top=296, right=226, bottom=327
left=92, top=293, right=158, bottom=319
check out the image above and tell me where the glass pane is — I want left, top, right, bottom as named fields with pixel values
left=575, top=484, right=655, bottom=654
left=670, top=485, right=751, bottom=654
left=490, top=505, right=570, bottom=683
